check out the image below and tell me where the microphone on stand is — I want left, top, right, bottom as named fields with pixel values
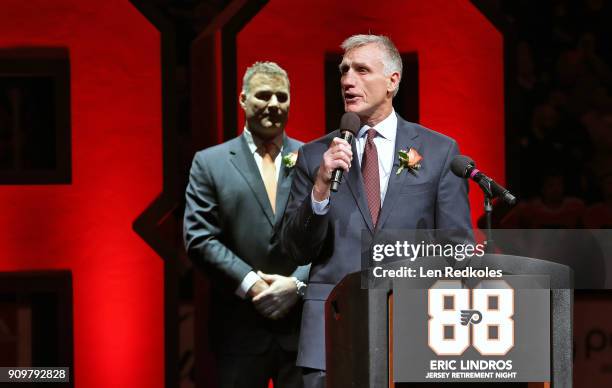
left=450, top=155, right=517, bottom=253
left=450, top=155, right=517, bottom=205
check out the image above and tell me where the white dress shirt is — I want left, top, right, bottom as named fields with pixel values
left=312, top=110, right=397, bottom=214
left=236, top=128, right=284, bottom=299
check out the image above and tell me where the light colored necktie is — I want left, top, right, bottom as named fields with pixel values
left=260, top=142, right=278, bottom=213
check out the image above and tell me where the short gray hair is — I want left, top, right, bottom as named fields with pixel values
left=241, top=61, right=290, bottom=94
left=341, top=34, right=402, bottom=96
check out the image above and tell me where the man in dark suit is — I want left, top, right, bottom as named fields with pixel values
left=184, top=61, right=308, bottom=388
left=281, top=35, right=472, bottom=387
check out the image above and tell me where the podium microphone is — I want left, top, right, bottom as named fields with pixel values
left=450, top=155, right=517, bottom=205
left=331, top=112, right=360, bottom=192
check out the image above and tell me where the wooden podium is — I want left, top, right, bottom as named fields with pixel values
left=325, top=254, right=573, bottom=387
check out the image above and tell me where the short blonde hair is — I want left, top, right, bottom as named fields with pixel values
left=241, top=61, right=290, bottom=94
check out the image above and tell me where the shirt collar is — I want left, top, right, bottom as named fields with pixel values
left=357, top=109, right=397, bottom=141
left=243, top=127, right=284, bottom=154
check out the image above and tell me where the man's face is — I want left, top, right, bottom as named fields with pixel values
left=339, top=43, right=399, bottom=124
left=240, top=73, right=289, bottom=140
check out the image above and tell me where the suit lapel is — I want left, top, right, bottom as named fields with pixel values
left=229, top=135, right=275, bottom=226
left=376, top=117, right=421, bottom=230
left=344, top=131, right=375, bottom=233
left=274, top=136, right=298, bottom=224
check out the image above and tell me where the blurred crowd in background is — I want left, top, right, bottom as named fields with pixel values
left=493, top=0, right=612, bottom=228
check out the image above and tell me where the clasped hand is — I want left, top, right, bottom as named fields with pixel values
left=250, top=271, right=299, bottom=320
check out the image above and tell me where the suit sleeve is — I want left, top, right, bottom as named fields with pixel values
left=183, top=152, right=253, bottom=288
left=435, top=140, right=473, bottom=231
left=290, top=264, right=311, bottom=283
left=281, top=146, right=330, bottom=266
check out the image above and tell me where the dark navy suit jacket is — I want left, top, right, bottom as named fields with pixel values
left=281, top=115, right=472, bottom=369
left=184, top=133, right=310, bottom=355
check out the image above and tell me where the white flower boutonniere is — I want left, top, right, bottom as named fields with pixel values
left=396, top=147, right=423, bottom=175
left=282, top=151, right=298, bottom=168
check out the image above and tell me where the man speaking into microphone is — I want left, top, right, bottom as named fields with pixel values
left=281, top=34, right=472, bottom=387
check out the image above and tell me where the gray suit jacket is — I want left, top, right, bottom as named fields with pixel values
left=184, top=133, right=309, bottom=355
left=281, top=115, right=472, bottom=369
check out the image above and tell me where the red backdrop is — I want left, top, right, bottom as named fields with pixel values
left=237, top=0, right=505, bottom=224
left=0, top=1, right=164, bottom=387
left=0, top=1, right=504, bottom=387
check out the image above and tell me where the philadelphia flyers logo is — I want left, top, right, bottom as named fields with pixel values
left=460, top=309, right=482, bottom=326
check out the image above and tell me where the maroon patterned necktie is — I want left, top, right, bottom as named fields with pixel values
left=361, top=127, right=380, bottom=226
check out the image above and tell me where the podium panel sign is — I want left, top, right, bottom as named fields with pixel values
left=393, top=276, right=550, bottom=383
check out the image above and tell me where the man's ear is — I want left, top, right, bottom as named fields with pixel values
left=387, top=72, right=400, bottom=94
left=239, top=91, right=247, bottom=109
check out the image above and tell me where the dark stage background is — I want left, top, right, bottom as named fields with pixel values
left=0, top=0, right=610, bottom=387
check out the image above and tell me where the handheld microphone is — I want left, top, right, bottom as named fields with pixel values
left=331, top=112, right=360, bottom=192
left=450, top=155, right=517, bottom=205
